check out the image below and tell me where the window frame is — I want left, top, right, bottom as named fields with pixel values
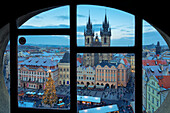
left=10, top=3, right=142, bottom=113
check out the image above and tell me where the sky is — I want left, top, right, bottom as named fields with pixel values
left=77, top=5, right=135, bottom=46
left=18, top=5, right=168, bottom=47
left=143, top=20, right=167, bottom=46
left=19, top=5, right=70, bottom=28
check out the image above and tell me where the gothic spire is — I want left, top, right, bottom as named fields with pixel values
left=88, top=10, right=91, bottom=24
left=104, top=9, right=107, bottom=24
left=84, top=10, right=94, bottom=36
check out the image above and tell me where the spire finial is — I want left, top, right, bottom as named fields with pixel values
left=104, top=9, right=107, bottom=23
left=88, top=10, right=91, bottom=24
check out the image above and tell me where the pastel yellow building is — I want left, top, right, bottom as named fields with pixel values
left=58, top=52, right=70, bottom=86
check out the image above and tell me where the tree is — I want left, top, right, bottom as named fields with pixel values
left=42, top=70, right=57, bottom=107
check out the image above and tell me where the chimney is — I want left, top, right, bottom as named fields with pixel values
left=160, top=65, right=164, bottom=71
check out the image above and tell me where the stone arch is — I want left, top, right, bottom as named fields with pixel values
left=111, top=84, right=114, bottom=88
left=105, top=83, right=110, bottom=88
left=81, top=82, right=84, bottom=84
left=86, top=82, right=90, bottom=86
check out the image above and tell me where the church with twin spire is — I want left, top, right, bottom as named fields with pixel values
left=83, top=13, right=113, bottom=67
left=84, top=13, right=111, bottom=47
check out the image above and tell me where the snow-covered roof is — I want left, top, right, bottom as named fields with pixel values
left=19, top=57, right=58, bottom=67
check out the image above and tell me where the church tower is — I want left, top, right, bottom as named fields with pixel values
left=156, top=41, right=161, bottom=55
left=84, top=14, right=94, bottom=47
left=100, top=13, right=111, bottom=47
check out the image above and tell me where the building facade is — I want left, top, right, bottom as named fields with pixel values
left=77, top=66, right=95, bottom=86
left=58, top=52, right=70, bottom=86
left=146, top=75, right=170, bottom=113
left=18, top=57, right=58, bottom=89
left=95, top=61, right=130, bottom=89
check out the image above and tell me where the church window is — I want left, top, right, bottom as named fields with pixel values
left=87, top=38, right=89, bottom=44
left=104, top=37, right=107, bottom=43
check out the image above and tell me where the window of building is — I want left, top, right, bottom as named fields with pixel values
left=157, top=100, right=159, bottom=107
left=152, top=107, right=154, bottom=113
left=152, top=97, right=154, bottom=104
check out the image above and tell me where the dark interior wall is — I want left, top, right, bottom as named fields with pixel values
left=0, top=24, right=10, bottom=113
left=0, top=1, right=169, bottom=113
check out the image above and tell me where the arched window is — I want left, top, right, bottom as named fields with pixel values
left=0, top=2, right=169, bottom=113
left=104, top=36, right=107, bottom=44
left=87, top=38, right=89, bottom=44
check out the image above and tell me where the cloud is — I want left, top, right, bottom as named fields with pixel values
left=77, top=14, right=86, bottom=18
left=56, top=15, right=69, bottom=20
left=77, top=32, right=84, bottom=35
left=77, top=37, right=84, bottom=39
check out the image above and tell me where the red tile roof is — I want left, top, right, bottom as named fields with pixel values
left=77, top=58, right=83, bottom=63
left=142, top=60, right=167, bottom=66
left=123, top=58, right=129, bottom=65
left=156, top=76, right=170, bottom=89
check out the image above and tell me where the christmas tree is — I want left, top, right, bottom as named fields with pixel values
left=42, top=70, right=57, bottom=107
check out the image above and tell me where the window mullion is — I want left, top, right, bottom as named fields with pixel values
left=70, top=3, right=77, bottom=112
left=10, top=19, right=18, bottom=113
left=77, top=47, right=136, bottom=53
left=135, top=15, right=142, bottom=112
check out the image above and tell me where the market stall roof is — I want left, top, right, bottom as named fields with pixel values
left=77, top=95, right=101, bottom=103
left=77, top=84, right=85, bottom=87
left=88, top=85, right=94, bottom=88
left=79, top=104, right=119, bottom=113
left=96, top=85, right=105, bottom=89
left=57, top=102, right=65, bottom=106
left=37, top=93, right=44, bottom=95
left=26, top=92, right=36, bottom=95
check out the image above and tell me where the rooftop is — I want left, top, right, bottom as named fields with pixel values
left=142, top=60, right=167, bottom=66
left=59, top=52, right=70, bottom=63
left=156, top=76, right=170, bottom=89
left=19, top=57, right=58, bottom=67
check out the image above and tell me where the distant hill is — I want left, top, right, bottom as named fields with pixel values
left=143, top=44, right=169, bottom=50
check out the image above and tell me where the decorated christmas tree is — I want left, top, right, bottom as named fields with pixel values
left=42, top=70, right=57, bottom=107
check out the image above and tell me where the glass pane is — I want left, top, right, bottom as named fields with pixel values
left=18, top=5, right=70, bottom=29
left=77, top=53, right=135, bottom=113
left=77, top=5, right=135, bottom=47
left=17, top=35, right=70, bottom=110
left=142, top=20, right=170, bottom=112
